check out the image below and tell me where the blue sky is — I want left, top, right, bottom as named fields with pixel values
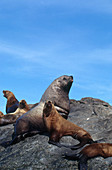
left=0, top=0, right=112, bottom=113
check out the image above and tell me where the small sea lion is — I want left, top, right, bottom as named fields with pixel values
left=0, top=100, right=30, bottom=126
left=0, top=111, right=4, bottom=118
left=43, top=101, right=96, bottom=149
left=64, top=143, right=112, bottom=170
left=10, top=75, right=73, bottom=144
left=3, top=90, right=19, bottom=113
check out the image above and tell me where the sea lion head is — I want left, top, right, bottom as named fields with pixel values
left=0, top=111, right=4, bottom=118
left=54, top=75, right=73, bottom=94
left=3, top=90, right=12, bottom=98
left=40, top=75, right=73, bottom=116
left=19, top=100, right=28, bottom=109
left=43, top=101, right=53, bottom=117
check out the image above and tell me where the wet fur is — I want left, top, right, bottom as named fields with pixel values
left=43, top=101, right=95, bottom=149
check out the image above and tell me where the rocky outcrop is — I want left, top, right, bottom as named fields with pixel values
left=0, top=97, right=112, bottom=170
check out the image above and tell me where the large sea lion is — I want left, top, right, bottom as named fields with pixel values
left=43, top=101, right=96, bottom=149
left=0, top=111, right=4, bottom=118
left=3, top=90, right=19, bottom=113
left=0, top=100, right=30, bottom=126
left=10, top=75, right=73, bottom=144
left=64, top=143, right=112, bottom=170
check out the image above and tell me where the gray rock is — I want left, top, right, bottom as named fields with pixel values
left=0, top=97, right=112, bottom=170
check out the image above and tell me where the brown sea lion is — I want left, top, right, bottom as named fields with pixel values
left=0, top=111, right=4, bottom=118
left=64, top=143, right=112, bottom=170
left=3, top=90, right=19, bottom=113
left=10, top=75, right=73, bottom=144
left=43, top=101, right=96, bottom=149
left=0, top=100, right=30, bottom=126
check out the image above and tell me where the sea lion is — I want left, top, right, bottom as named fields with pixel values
left=64, top=143, right=112, bottom=170
left=0, top=111, right=4, bottom=118
left=40, top=75, right=73, bottom=118
left=10, top=75, right=73, bottom=144
left=3, top=90, right=19, bottom=113
left=43, top=101, right=96, bottom=149
left=0, top=99, right=30, bottom=126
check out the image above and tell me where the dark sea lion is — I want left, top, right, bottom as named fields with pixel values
left=43, top=101, right=96, bottom=149
left=0, top=111, right=4, bottom=118
left=40, top=75, right=73, bottom=117
left=64, top=143, right=112, bottom=170
left=11, top=75, right=73, bottom=144
left=3, top=90, right=19, bottom=113
left=0, top=100, right=30, bottom=126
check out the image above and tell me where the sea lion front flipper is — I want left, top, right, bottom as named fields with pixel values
left=54, top=106, right=68, bottom=115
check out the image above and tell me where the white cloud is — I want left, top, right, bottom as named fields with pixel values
left=1, top=40, right=112, bottom=72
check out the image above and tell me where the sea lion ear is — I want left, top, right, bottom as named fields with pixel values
left=21, top=100, right=26, bottom=104
left=70, top=76, right=73, bottom=81
left=3, top=90, right=5, bottom=94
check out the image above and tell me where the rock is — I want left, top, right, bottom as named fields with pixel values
left=28, top=103, right=39, bottom=109
left=0, top=97, right=112, bottom=170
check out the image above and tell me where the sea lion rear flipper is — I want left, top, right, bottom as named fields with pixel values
left=63, top=151, right=80, bottom=160
left=70, top=141, right=88, bottom=150
left=48, top=140, right=79, bottom=149
left=79, top=155, right=88, bottom=170
left=0, top=141, right=11, bottom=148
left=63, top=150, right=88, bottom=170
left=60, top=142, right=85, bottom=150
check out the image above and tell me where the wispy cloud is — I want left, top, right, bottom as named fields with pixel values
left=0, top=41, right=46, bottom=62
left=1, top=40, right=112, bottom=73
